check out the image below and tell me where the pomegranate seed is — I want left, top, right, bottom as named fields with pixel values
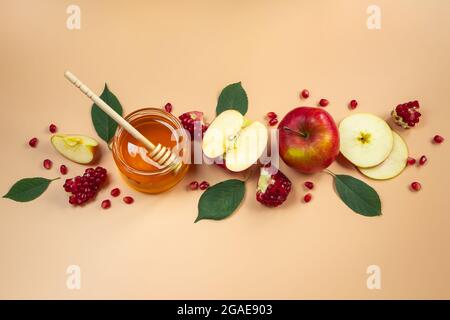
left=349, top=99, right=358, bottom=110
left=199, top=181, right=210, bottom=190
left=269, top=118, right=278, bottom=126
left=49, top=124, right=57, bottom=133
left=63, top=167, right=108, bottom=206
left=60, top=165, right=68, bottom=175
left=304, top=181, right=314, bottom=190
left=407, top=157, right=416, bottom=165
left=101, top=199, right=111, bottom=209
left=433, top=135, right=444, bottom=144
left=29, top=137, right=38, bottom=147
left=304, top=193, right=312, bottom=203
left=164, top=103, right=173, bottom=113
left=189, top=181, right=199, bottom=190
left=267, top=112, right=277, bottom=119
left=110, top=188, right=121, bottom=197
left=43, top=159, right=52, bottom=170
left=410, top=182, right=421, bottom=192
left=123, top=196, right=134, bottom=204
left=301, top=89, right=310, bottom=99
left=419, top=155, right=427, bottom=165
left=69, top=194, right=77, bottom=205
left=319, top=99, right=329, bottom=107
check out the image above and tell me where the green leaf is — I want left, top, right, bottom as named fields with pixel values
left=3, top=177, right=59, bottom=202
left=196, top=179, right=246, bottom=222
left=334, top=174, right=381, bottom=217
left=216, top=82, right=248, bottom=116
left=91, top=84, right=123, bottom=143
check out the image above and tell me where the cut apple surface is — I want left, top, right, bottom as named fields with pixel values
left=202, top=110, right=244, bottom=159
left=51, top=134, right=99, bottom=164
left=358, top=131, right=408, bottom=180
left=225, top=121, right=268, bottom=172
left=202, top=110, right=268, bottom=172
left=339, top=113, right=393, bottom=168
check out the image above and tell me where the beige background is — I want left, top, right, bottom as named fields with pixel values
left=1, top=0, right=449, bottom=299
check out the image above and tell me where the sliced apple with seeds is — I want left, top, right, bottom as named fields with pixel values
left=339, top=113, right=393, bottom=168
left=225, top=121, right=268, bottom=172
left=202, top=110, right=244, bottom=159
left=358, top=131, right=408, bottom=180
left=51, top=134, right=99, bottom=164
left=202, top=110, right=268, bottom=172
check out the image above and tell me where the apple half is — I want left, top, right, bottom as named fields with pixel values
left=202, top=110, right=268, bottom=172
left=358, top=131, right=408, bottom=180
left=339, top=113, right=393, bottom=168
left=51, top=134, right=99, bottom=164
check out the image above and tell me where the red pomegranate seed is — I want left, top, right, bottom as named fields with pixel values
left=63, top=166, right=108, bottom=206
left=43, top=159, right=52, bottom=170
left=69, top=194, right=77, bottom=205
left=101, top=199, right=111, bottom=209
left=123, top=196, right=134, bottom=204
left=110, top=188, right=121, bottom=197
left=301, top=89, right=310, bottom=99
left=269, top=118, right=278, bottom=126
left=433, top=135, right=444, bottom=144
left=60, top=165, right=68, bottom=175
left=164, top=103, right=173, bottom=113
left=419, top=155, right=427, bottom=165
left=304, top=193, right=312, bottom=203
left=199, top=181, right=210, bottom=190
left=410, top=182, right=421, bottom=191
left=49, top=124, right=57, bottom=133
left=407, top=157, right=416, bottom=165
left=319, top=99, right=329, bottom=107
left=304, top=181, right=314, bottom=190
left=267, top=112, right=277, bottom=119
left=29, top=137, right=38, bottom=147
left=189, top=181, right=199, bottom=190
left=349, top=99, right=358, bottom=110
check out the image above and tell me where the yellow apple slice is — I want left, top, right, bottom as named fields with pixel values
left=339, top=113, right=393, bottom=168
left=51, top=134, right=99, bottom=164
left=202, top=110, right=244, bottom=159
left=358, top=131, right=408, bottom=180
left=225, top=121, right=268, bottom=172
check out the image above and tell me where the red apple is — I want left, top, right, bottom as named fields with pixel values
left=278, top=107, right=340, bottom=174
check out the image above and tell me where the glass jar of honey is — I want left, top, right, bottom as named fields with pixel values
left=112, top=107, right=190, bottom=194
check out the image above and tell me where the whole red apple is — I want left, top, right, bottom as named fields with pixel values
left=278, top=107, right=340, bottom=174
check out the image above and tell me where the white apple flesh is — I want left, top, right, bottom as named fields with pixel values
left=358, top=131, right=408, bottom=180
left=51, top=134, right=99, bottom=164
left=225, top=121, right=268, bottom=172
left=339, top=113, right=393, bottom=168
left=202, top=110, right=268, bottom=172
left=202, top=110, right=244, bottom=159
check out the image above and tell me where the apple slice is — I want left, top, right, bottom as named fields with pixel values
left=51, top=134, right=99, bottom=164
left=202, top=110, right=268, bottom=172
left=339, top=113, right=393, bottom=168
left=202, top=110, right=244, bottom=159
left=225, top=121, right=268, bottom=172
left=358, top=131, right=408, bottom=180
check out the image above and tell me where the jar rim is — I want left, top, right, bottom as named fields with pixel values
left=112, top=107, right=189, bottom=176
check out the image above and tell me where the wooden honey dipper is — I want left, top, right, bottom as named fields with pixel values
left=64, top=71, right=182, bottom=171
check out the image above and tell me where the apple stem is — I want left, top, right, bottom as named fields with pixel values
left=282, top=126, right=308, bottom=138
left=323, top=169, right=336, bottom=178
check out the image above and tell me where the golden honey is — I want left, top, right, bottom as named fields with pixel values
left=112, top=108, right=190, bottom=193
